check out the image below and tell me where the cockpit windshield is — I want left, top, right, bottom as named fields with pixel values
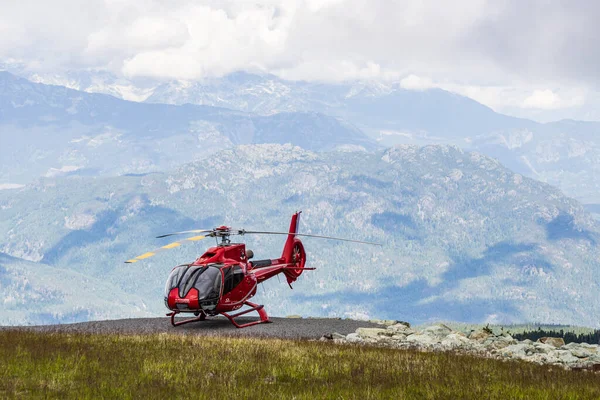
left=164, top=264, right=222, bottom=303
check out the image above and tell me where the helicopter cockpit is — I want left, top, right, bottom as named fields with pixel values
left=164, top=264, right=222, bottom=309
left=164, top=263, right=246, bottom=311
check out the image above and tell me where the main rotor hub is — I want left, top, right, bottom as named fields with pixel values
left=213, top=226, right=239, bottom=245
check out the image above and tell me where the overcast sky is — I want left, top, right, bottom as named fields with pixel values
left=1, top=0, right=598, bottom=121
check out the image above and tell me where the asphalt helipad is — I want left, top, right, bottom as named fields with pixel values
left=4, top=317, right=381, bottom=339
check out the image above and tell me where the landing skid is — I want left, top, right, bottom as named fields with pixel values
left=221, top=301, right=271, bottom=328
left=167, top=301, right=271, bottom=329
left=167, top=310, right=206, bottom=326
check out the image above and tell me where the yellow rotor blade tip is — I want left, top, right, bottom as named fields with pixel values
left=136, top=252, right=156, bottom=260
left=186, top=235, right=206, bottom=241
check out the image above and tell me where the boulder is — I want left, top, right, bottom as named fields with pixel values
left=548, top=350, right=579, bottom=365
left=356, top=327, right=392, bottom=340
left=569, top=347, right=595, bottom=359
left=469, top=329, right=492, bottom=342
left=484, top=335, right=518, bottom=350
left=441, top=333, right=471, bottom=349
left=538, top=337, right=565, bottom=348
left=421, top=324, right=453, bottom=339
left=346, top=333, right=363, bottom=343
left=532, top=342, right=556, bottom=354
left=387, top=323, right=415, bottom=335
left=499, top=343, right=532, bottom=359
left=406, top=333, right=440, bottom=346
left=369, top=319, right=399, bottom=326
left=390, top=333, right=408, bottom=341
left=565, top=342, right=598, bottom=352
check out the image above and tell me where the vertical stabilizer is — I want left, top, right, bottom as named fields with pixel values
left=280, top=211, right=306, bottom=285
left=282, top=211, right=301, bottom=260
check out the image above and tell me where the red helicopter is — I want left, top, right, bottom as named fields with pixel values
left=125, top=211, right=379, bottom=328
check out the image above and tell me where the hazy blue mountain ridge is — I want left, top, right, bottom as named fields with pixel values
left=145, top=73, right=600, bottom=205
left=0, top=71, right=375, bottom=184
left=8, top=69, right=600, bottom=205
left=27, top=68, right=600, bottom=205
left=0, top=252, right=152, bottom=325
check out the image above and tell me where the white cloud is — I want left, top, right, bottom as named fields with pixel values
left=1, top=0, right=599, bottom=117
left=521, top=89, right=585, bottom=110
left=0, top=0, right=530, bottom=81
left=523, top=90, right=563, bottom=109
left=400, top=74, right=435, bottom=91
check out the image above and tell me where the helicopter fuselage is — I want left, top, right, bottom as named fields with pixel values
left=124, top=211, right=378, bottom=328
left=164, top=220, right=308, bottom=328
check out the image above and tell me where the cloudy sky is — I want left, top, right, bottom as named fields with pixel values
left=0, top=0, right=598, bottom=121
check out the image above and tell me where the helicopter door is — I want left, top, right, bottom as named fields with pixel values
left=222, top=265, right=244, bottom=294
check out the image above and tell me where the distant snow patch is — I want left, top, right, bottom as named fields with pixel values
left=64, top=214, right=97, bottom=230
left=377, top=130, right=413, bottom=142
left=0, top=183, right=25, bottom=190
left=70, top=131, right=122, bottom=147
left=45, top=165, right=82, bottom=177
left=334, top=144, right=366, bottom=152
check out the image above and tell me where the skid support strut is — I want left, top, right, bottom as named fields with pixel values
left=167, top=310, right=206, bottom=327
left=221, top=301, right=271, bottom=328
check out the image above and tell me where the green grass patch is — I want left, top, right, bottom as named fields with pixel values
left=0, top=330, right=599, bottom=399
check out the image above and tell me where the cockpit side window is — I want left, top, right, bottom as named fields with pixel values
left=222, top=265, right=244, bottom=295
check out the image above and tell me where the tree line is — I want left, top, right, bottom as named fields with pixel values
left=512, top=328, right=600, bottom=345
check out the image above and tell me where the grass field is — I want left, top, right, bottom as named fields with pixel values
left=1, top=330, right=599, bottom=399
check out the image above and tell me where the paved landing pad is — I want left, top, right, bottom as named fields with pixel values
left=3, top=317, right=381, bottom=340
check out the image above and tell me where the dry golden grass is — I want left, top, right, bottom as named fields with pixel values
left=0, top=330, right=599, bottom=399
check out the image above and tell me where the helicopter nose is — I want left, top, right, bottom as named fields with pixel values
left=167, top=287, right=200, bottom=310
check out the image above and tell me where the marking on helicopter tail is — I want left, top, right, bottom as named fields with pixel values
left=136, top=252, right=156, bottom=259
left=162, top=242, right=181, bottom=249
left=125, top=259, right=138, bottom=263
left=185, top=235, right=206, bottom=241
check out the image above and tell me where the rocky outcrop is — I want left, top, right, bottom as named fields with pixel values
left=321, top=322, right=600, bottom=371
left=538, top=337, right=566, bottom=348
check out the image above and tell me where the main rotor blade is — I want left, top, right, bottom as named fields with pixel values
left=241, top=230, right=382, bottom=246
left=125, top=235, right=209, bottom=263
left=156, top=229, right=213, bottom=239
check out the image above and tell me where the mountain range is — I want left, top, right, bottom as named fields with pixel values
left=1, top=144, right=598, bottom=327
left=2, top=69, right=599, bottom=327
left=6, top=69, right=600, bottom=208
left=0, top=71, right=374, bottom=185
